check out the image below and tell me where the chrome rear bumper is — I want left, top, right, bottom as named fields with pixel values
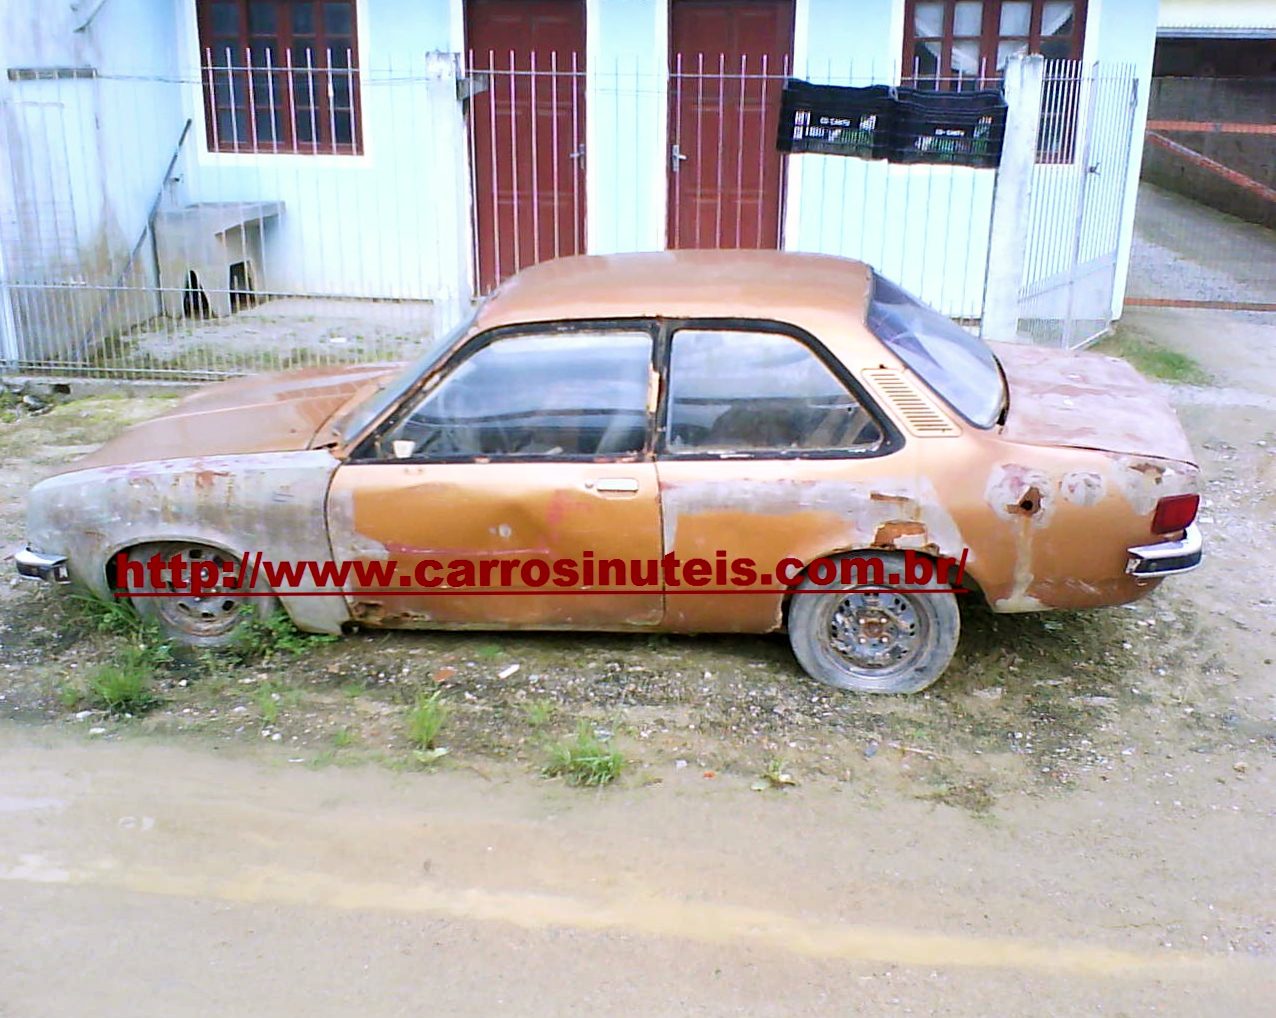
left=14, top=548, right=70, bottom=583
left=1126, top=523, right=1203, bottom=578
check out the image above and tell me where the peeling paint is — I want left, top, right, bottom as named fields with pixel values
left=1061, top=470, right=1105, bottom=506
left=26, top=451, right=348, bottom=634
left=985, top=465, right=1055, bottom=526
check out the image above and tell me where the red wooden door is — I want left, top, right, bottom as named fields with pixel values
left=668, top=0, right=794, bottom=249
left=467, top=0, right=586, bottom=293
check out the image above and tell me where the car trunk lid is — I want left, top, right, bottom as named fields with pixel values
left=991, top=342, right=1196, bottom=465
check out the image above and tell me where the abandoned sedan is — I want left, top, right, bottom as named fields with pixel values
left=17, top=251, right=1202, bottom=693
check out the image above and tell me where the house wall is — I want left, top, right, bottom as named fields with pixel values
left=581, top=0, right=993, bottom=317
left=784, top=0, right=992, bottom=318
left=579, top=0, right=1156, bottom=322
left=1, top=0, right=1160, bottom=367
left=0, top=0, right=186, bottom=358
left=174, top=0, right=472, bottom=316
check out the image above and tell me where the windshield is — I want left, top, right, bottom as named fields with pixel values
left=337, top=307, right=479, bottom=444
left=865, top=273, right=1005, bottom=428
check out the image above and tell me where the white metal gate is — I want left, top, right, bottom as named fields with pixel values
left=1017, top=61, right=1138, bottom=348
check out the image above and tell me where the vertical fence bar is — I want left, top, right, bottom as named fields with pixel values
left=549, top=51, right=562, bottom=260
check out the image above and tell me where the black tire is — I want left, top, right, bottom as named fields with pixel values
left=787, top=551, right=960, bottom=694
left=123, top=542, right=276, bottom=648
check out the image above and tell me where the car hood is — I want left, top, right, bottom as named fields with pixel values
left=991, top=342, right=1196, bottom=465
left=69, top=363, right=400, bottom=471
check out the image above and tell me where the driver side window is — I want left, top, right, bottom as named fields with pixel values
left=379, top=329, right=653, bottom=460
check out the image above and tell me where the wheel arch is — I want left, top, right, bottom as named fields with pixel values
left=102, top=534, right=346, bottom=636
left=778, top=545, right=981, bottom=630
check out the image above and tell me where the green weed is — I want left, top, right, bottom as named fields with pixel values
left=523, top=698, right=556, bottom=727
left=85, top=646, right=160, bottom=715
left=542, top=723, right=624, bottom=787
left=228, top=608, right=338, bottom=662
left=407, top=690, right=451, bottom=750
left=332, top=727, right=356, bottom=748
left=254, top=682, right=301, bottom=725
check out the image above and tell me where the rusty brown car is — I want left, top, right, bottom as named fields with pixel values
left=17, top=251, right=1202, bottom=693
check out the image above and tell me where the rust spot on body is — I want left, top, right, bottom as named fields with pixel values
left=874, top=520, right=928, bottom=547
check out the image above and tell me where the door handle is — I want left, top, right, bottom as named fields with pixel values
left=588, top=478, right=640, bottom=494
left=671, top=143, right=688, bottom=173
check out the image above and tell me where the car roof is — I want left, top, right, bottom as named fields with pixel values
left=473, top=250, right=873, bottom=331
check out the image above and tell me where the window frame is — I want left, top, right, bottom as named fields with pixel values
left=653, top=319, right=903, bottom=462
left=902, top=0, right=1087, bottom=85
left=351, top=319, right=662, bottom=465
left=196, top=0, right=364, bottom=156
left=901, top=0, right=1088, bottom=163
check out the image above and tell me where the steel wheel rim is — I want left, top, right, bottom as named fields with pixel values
left=824, top=589, right=929, bottom=677
left=149, top=545, right=244, bottom=639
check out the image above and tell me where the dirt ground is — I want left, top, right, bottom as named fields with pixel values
left=2, top=305, right=1275, bottom=1015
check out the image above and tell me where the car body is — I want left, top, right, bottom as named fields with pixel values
left=17, top=251, right=1202, bottom=692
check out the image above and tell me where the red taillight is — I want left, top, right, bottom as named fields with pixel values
left=1152, top=494, right=1199, bottom=535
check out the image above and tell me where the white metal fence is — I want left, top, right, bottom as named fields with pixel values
left=0, top=53, right=1135, bottom=381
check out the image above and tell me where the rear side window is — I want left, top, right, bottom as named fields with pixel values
left=866, top=273, right=1005, bottom=427
left=664, top=329, right=884, bottom=454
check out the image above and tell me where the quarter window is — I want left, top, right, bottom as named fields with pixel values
left=664, top=329, right=884, bottom=455
left=380, top=330, right=652, bottom=459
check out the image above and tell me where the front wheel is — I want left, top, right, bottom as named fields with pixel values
left=123, top=542, right=276, bottom=648
left=787, top=552, right=960, bottom=694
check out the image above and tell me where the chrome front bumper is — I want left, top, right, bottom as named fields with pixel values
left=14, top=548, right=71, bottom=583
left=1126, top=523, right=1203, bottom=578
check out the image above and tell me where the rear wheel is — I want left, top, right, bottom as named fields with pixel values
left=787, top=552, right=960, bottom=694
left=122, top=542, right=275, bottom=648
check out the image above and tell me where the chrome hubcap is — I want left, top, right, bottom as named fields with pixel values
left=829, top=591, right=922, bottom=670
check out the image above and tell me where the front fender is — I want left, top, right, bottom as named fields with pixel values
left=26, top=450, right=349, bottom=634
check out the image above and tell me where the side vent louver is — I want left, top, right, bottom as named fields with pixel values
left=862, top=369, right=961, bottom=437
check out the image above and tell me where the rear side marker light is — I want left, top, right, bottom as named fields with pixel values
left=1151, top=494, right=1199, bottom=535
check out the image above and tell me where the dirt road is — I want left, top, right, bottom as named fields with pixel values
left=2, top=726, right=1273, bottom=1016
left=2, top=305, right=1275, bottom=1014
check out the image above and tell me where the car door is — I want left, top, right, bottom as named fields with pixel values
left=327, top=322, right=664, bottom=628
left=654, top=322, right=910, bottom=633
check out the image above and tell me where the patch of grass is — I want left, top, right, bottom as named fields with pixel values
left=542, top=723, right=624, bottom=787
left=523, top=698, right=556, bottom=727
left=1092, top=332, right=1209, bottom=385
left=332, top=727, right=356, bottom=748
left=753, top=756, right=797, bottom=790
left=407, top=690, right=451, bottom=750
left=227, top=608, right=339, bottom=662
left=84, top=646, right=161, bottom=715
left=475, top=643, right=503, bottom=661
left=308, top=749, right=337, bottom=769
left=0, top=388, right=25, bottom=424
left=254, top=682, right=301, bottom=725
left=69, top=593, right=152, bottom=641
left=256, top=684, right=281, bottom=725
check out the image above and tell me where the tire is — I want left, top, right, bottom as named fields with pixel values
left=122, top=542, right=276, bottom=648
left=787, top=551, right=960, bottom=694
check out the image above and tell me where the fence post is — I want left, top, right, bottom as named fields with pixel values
left=981, top=54, right=1044, bottom=343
